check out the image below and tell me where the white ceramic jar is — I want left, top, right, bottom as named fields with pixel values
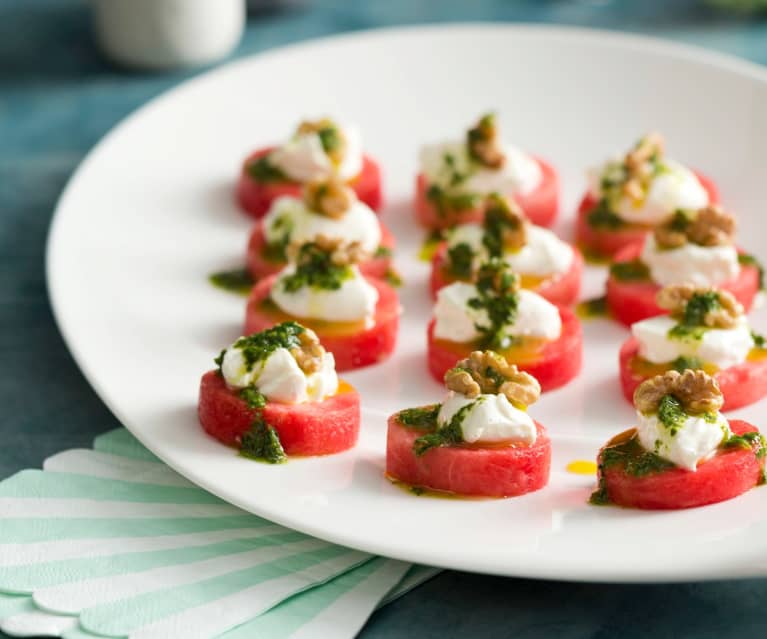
left=92, top=0, right=245, bottom=70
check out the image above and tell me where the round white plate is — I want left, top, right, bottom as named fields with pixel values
left=48, top=25, right=767, bottom=582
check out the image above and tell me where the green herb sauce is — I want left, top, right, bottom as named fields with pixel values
left=396, top=404, right=441, bottom=430
left=576, top=296, right=609, bottom=319
left=586, top=200, right=626, bottom=230
left=413, top=400, right=478, bottom=456
left=738, top=253, right=765, bottom=290
left=447, top=242, right=475, bottom=278
left=384, top=268, right=403, bottom=288
left=220, top=321, right=306, bottom=372
left=281, top=243, right=353, bottom=293
left=657, top=394, right=687, bottom=436
left=670, top=355, right=705, bottom=373
left=589, top=431, right=675, bottom=505
left=317, top=125, right=343, bottom=155
left=426, top=184, right=481, bottom=218
left=609, top=260, right=651, bottom=281
left=667, top=290, right=723, bottom=342
left=247, top=155, right=286, bottom=183
left=467, top=259, right=519, bottom=350
left=209, top=268, right=255, bottom=296
left=240, top=419, right=287, bottom=464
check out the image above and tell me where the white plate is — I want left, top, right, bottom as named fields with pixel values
left=47, top=25, right=767, bottom=582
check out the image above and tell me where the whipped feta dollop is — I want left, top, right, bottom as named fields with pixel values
left=640, top=234, right=739, bottom=287
left=447, top=223, right=573, bottom=277
left=271, top=265, right=378, bottom=323
left=433, top=283, right=561, bottom=343
left=636, top=408, right=729, bottom=471
left=632, top=315, right=753, bottom=370
left=263, top=196, right=381, bottom=254
left=221, top=344, right=338, bottom=404
left=269, top=123, right=363, bottom=183
left=437, top=391, right=537, bottom=445
left=420, top=141, right=542, bottom=196
left=591, top=159, right=708, bottom=225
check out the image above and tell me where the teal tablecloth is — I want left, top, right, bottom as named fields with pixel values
left=2, top=1, right=767, bottom=637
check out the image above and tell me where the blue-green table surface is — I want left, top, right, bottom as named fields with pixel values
left=3, top=1, right=767, bottom=637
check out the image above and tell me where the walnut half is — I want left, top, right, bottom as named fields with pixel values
left=656, top=284, right=742, bottom=328
left=654, top=205, right=736, bottom=249
left=286, top=234, right=369, bottom=267
left=484, top=193, right=527, bottom=251
left=621, top=132, right=665, bottom=201
left=633, top=369, right=723, bottom=415
left=303, top=177, right=356, bottom=219
left=445, top=350, right=541, bottom=407
left=296, top=118, right=347, bottom=164
left=289, top=328, right=325, bottom=374
left=467, top=114, right=506, bottom=169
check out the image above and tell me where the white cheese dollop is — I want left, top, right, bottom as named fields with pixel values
left=640, top=234, right=739, bottom=287
left=447, top=224, right=573, bottom=277
left=632, top=315, right=753, bottom=370
left=591, top=159, right=708, bottom=225
left=263, top=196, right=381, bottom=254
left=221, top=345, right=338, bottom=404
left=269, top=123, right=363, bottom=183
left=271, top=265, right=378, bottom=323
left=437, top=391, right=537, bottom=445
left=636, top=409, right=730, bottom=471
left=433, top=283, right=561, bottom=343
left=420, top=141, right=542, bottom=196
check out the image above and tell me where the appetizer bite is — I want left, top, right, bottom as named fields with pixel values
left=246, top=177, right=395, bottom=280
left=619, top=284, right=767, bottom=411
left=198, top=322, right=360, bottom=461
left=606, top=205, right=760, bottom=325
left=415, top=113, right=559, bottom=229
left=576, top=133, right=718, bottom=258
left=244, top=236, right=399, bottom=371
left=386, top=351, right=551, bottom=497
left=427, top=259, right=582, bottom=391
left=592, top=370, right=765, bottom=509
left=237, top=118, right=382, bottom=217
left=430, top=194, right=582, bottom=306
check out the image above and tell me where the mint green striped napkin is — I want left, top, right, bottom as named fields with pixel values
left=0, top=429, right=438, bottom=638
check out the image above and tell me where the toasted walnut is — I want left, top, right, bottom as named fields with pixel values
left=296, top=118, right=346, bottom=164
left=656, top=284, right=742, bottom=328
left=485, top=194, right=527, bottom=251
left=286, top=234, right=369, bottom=267
left=634, top=369, right=723, bottom=415
left=621, top=132, right=665, bottom=200
left=303, top=177, right=355, bottom=219
left=289, top=328, right=325, bottom=374
left=654, top=206, right=735, bottom=249
left=445, top=351, right=541, bottom=406
left=687, top=205, right=736, bottom=247
left=467, top=114, right=506, bottom=169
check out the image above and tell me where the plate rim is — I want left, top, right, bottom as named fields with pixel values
left=45, top=22, right=767, bottom=583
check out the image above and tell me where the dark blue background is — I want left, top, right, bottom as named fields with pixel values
left=2, top=1, right=767, bottom=636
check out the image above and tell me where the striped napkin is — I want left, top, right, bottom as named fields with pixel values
left=0, top=429, right=438, bottom=638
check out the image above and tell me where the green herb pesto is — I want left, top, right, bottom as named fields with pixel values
left=467, top=259, right=519, bottom=350
left=426, top=184, right=482, bottom=218
left=671, top=355, right=705, bottom=373
left=657, top=394, right=687, bottom=436
left=247, top=155, right=286, bottom=183
left=397, top=404, right=441, bottom=430
left=589, top=431, right=675, bottom=505
left=665, top=210, right=693, bottom=234
left=466, top=113, right=496, bottom=164
left=263, top=215, right=294, bottom=262
left=609, top=259, right=651, bottom=281
left=281, top=242, right=353, bottom=293
left=239, top=387, right=267, bottom=410
left=724, top=430, right=767, bottom=459
left=576, top=296, right=609, bottom=319
left=447, top=242, right=475, bottom=278
left=209, top=268, right=255, bottom=296
left=374, top=245, right=392, bottom=258
left=317, top=124, right=343, bottom=155
left=738, top=253, right=765, bottom=290
left=419, top=230, right=446, bottom=261
left=752, top=331, right=767, bottom=349
left=481, top=197, right=524, bottom=258
left=586, top=200, right=626, bottom=230
left=384, top=268, right=403, bottom=288
left=240, top=418, right=287, bottom=464
left=413, top=400, right=478, bottom=456
left=220, top=321, right=306, bottom=372
left=667, top=290, right=722, bottom=342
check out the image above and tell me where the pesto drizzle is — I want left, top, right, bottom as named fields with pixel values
left=609, top=259, right=650, bottom=282
left=215, top=321, right=306, bottom=373
left=447, top=242, right=475, bottom=278
left=209, top=268, right=255, bottom=296
left=247, top=155, right=286, bottom=183
left=667, top=290, right=722, bottom=341
left=670, top=355, right=704, bottom=373
left=413, top=400, right=478, bottom=456
left=467, top=259, right=520, bottom=350
left=280, top=242, right=353, bottom=293
left=738, top=253, right=765, bottom=290
left=396, top=404, right=441, bottom=430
